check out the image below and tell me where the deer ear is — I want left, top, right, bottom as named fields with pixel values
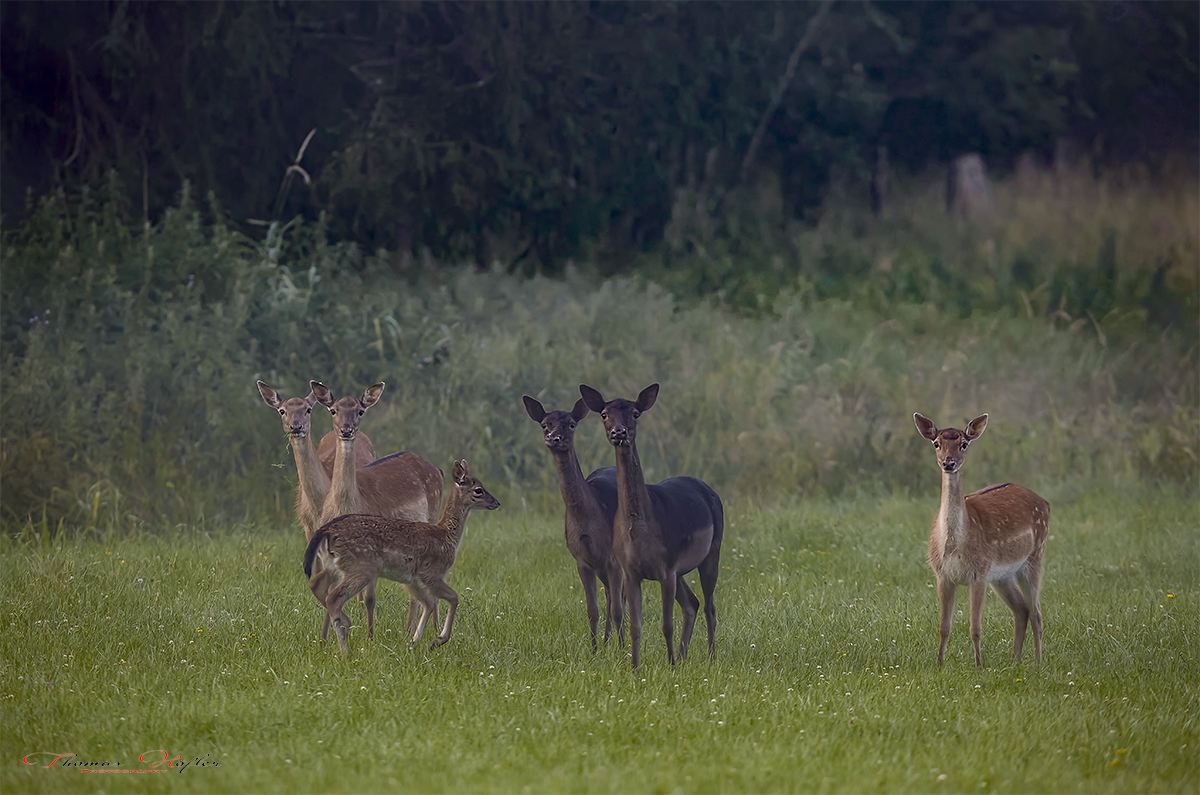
left=453, top=459, right=469, bottom=483
left=570, top=398, right=590, bottom=421
left=965, top=414, right=988, bottom=441
left=579, top=384, right=606, bottom=412
left=362, top=382, right=386, bottom=409
left=914, top=412, right=938, bottom=441
left=310, top=381, right=334, bottom=409
left=522, top=395, right=546, bottom=422
left=636, top=383, right=659, bottom=412
left=257, top=380, right=282, bottom=408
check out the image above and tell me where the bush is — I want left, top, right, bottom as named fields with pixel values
left=1, top=169, right=1196, bottom=534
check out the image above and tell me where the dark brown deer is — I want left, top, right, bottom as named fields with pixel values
left=256, top=380, right=377, bottom=540
left=304, top=459, right=500, bottom=654
left=914, top=413, right=1049, bottom=666
left=579, top=383, right=724, bottom=668
left=523, top=395, right=623, bottom=650
left=309, top=380, right=445, bottom=641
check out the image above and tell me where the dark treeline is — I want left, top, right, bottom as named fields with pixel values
left=3, top=1, right=1196, bottom=270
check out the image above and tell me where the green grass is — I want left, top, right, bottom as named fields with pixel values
left=2, top=486, right=1196, bottom=794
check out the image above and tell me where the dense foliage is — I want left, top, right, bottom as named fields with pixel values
left=1, top=158, right=1195, bottom=532
left=3, top=1, right=1196, bottom=266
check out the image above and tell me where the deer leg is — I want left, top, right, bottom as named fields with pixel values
left=1019, top=556, right=1044, bottom=662
left=603, top=561, right=626, bottom=647
left=674, top=575, right=700, bottom=661
left=991, top=578, right=1030, bottom=662
left=408, top=584, right=437, bottom=648
left=627, top=579, right=644, bottom=669
left=308, top=567, right=335, bottom=642
left=363, top=579, right=378, bottom=640
left=578, top=562, right=601, bottom=652
left=968, top=579, right=988, bottom=666
left=659, top=575, right=677, bottom=666
left=404, top=590, right=439, bottom=637
left=697, top=549, right=720, bottom=658
left=325, top=573, right=369, bottom=656
left=428, top=579, right=459, bottom=648
left=936, top=577, right=956, bottom=666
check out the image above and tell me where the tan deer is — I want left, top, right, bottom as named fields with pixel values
left=256, top=380, right=378, bottom=540
left=304, top=459, right=500, bottom=654
left=310, top=380, right=445, bottom=640
left=914, top=413, right=1049, bottom=666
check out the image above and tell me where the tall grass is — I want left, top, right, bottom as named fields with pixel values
left=1, top=162, right=1196, bottom=533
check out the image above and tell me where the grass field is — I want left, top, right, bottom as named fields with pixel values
left=1, top=483, right=1195, bottom=794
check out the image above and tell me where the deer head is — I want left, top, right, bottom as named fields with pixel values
left=914, top=413, right=988, bottom=474
left=451, top=459, right=501, bottom=511
left=257, top=380, right=319, bottom=438
left=311, top=381, right=385, bottom=441
left=523, top=395, right=589, bottom=453
left=579, top=383, right=659, bottom=448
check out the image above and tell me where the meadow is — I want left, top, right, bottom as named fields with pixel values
left=2, top=159, right=1197, bottom=793
left=2, top=484, right=1196, bottom=794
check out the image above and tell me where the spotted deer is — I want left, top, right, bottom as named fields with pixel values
left=256, top=380, right=377, bottom=540
left=309, top=380, right=446, bottom=641
left=914, top=413, right=1049, bottom=666
left=579, top=383, right=723, bottom=668
left=523, top=395, right=623, bottom=651
left=304, top=460, right=500, bottom=654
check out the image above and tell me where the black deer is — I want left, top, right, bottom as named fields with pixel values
left=579, top=383, right=723, bottom=668
left=523, top=395, right=623, bottom=650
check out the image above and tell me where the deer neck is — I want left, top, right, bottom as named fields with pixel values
left=552, top=447, right=604, bottom=530
left=327, top=436, right=361, bottom=514
left=434, top=488, right=473, bottom=548
left=291, top=432, right=331, bottom=501
left=613, top=441, right=652, bottom=542
left=932, top=469, right=968, bottom=553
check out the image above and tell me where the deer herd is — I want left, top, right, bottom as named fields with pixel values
left=259, top=379, right=1049, bottom=669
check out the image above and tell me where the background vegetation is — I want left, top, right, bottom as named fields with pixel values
left=1, top=156, right=1196, bottom=533
left=3, top=2, right=1196, bottom=264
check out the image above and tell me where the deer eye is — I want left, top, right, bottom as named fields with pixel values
left=306, top=408, right=312, bottom=414
left=473, top=487, right=484, bottom=496
left=600, top=411, right=607, bottom=419
left=357, top=410, right=365, bottom=416
left=933, top=440, right=940, bottom=449
left=568, top=421, right=576, bottom=429
left=279, top=409, right=285, bottom=415
left=961, top=442, right=968, bottom=450
left=633, top=410, right=641, bottom=419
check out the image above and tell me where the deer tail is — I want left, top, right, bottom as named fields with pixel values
left=303, top=529, right=328, bottom=579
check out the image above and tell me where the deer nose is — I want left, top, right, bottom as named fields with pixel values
left=610, top=426, right=628, bottom=442
left=942, top=460, right=956, bottom=471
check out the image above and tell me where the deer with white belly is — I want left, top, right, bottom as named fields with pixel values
left=914, top=413, right=1049, bottom=666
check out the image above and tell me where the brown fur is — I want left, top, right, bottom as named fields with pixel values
left=305, top=460, right=500, bottom=654
left=914, top=412, right=1049, bottom=666
left=309, top=380, right=446, bottom=641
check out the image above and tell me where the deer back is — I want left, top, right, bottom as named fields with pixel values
left=321, top=451, right=444, bottom=524
left=643, top=475, right=723, bottom=568
left=963, top=483, right=1049, bottom=563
